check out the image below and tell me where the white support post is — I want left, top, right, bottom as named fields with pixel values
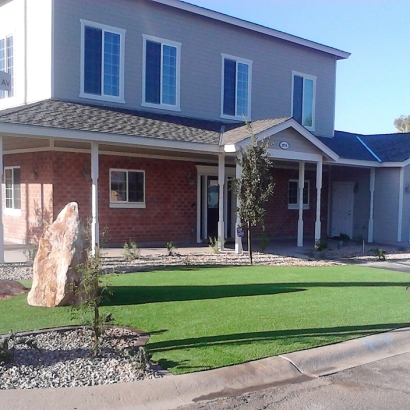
left=314, top=159, right=323, bottom=245
left=0, top=136, right=4, bottom=263
left=218, top=153, right=225, bottom=251
left=91, top=142, right=99, bottom=256
left=368, top=168, right=375, bottom=243
left=196, top=173, right=201, bottom=243
left=297, top=161, right=305, bottom=247
left=398, top=167, right=404, bottom=243
left=235, top=152, right=243, bottom=254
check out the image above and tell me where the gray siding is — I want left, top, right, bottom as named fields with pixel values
left=373, top=168, right=400, bottom=244
left=52, top=0, right=337, bottom=136
left=401, top=165, right=410, bottom=244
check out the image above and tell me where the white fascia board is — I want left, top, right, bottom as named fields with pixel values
left=151, top=0, right=350, bottom=60
left=0, top=122, right=222, bottom=154
left=330, top=158, right=381, bottom=167
left=234, top=118, right=339, bottom=161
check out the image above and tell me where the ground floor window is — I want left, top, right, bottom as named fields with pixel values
left=4, top=166, right=21, bottom=212
left=109, top=169, right=145, bottom=208
left=288, top=179, right=309, bottom=209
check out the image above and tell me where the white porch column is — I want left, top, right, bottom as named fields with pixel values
left=218, top=153, right=225, bottom=251
left=196, top=172, right=201, bottom=243
left=368, top=168, right=375, bottom=243
left=0, top=136, right=4, bottom=263
left=398, top=167, right=404, bottom=242
left=314, top=158, right=323, bottom=244
left=297, top=161, right=305, bottom=247
left=91, top=142, right=99, bottom=255
left=235, top=152, right=243, bottom=254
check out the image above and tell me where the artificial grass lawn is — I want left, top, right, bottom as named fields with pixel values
left=1, top=265, right=410, bottom=374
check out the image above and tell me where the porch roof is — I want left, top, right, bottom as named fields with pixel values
left=0, top=99, right=241, bottom=146
left=320, top=131, right=410, bottom=163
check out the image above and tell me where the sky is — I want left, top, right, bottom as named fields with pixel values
left=187, top=0, right=410, bottom=135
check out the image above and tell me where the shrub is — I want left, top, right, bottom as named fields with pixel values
left=258, top=232, right=270, bottom=253
left=123, top=241, right=141, bottom=261
left=315, top=238, right=328, bottom=252
left=369, top=248, right=386, bottom=261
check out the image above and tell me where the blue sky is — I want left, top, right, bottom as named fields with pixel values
left=187, top=0, right=410, bottom=135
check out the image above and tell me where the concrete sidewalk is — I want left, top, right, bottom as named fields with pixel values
left=1, top=327, right=410, bottom=410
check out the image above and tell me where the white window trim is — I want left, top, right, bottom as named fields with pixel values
left=4, top=166, right=21, bottom=216
left=109, top=168, right=146, bottom=209
left=80, top=19, right=126, bottom=103
left=142, top=34, right=181, bottom=112
left=291, top=71, right=316, bottom=132
left=220, top=53, right=252, bottom=121
left=288, top=179, right=310, bottom=210
left=0, top=32, right=16, bottom=107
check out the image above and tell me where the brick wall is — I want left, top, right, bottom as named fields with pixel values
left=3, top=151, right=328, bottom=245
left=3, top=152, right=54, bottom=244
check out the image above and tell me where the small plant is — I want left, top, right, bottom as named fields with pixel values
left=166, top=241, right=175, bottom=256
left=0, top=332, right=14, bottom=364
left=23, top=245, right=38, bottom=262
left=123, top=241, right=141, bottom=261
left=0, top=331, right=40, bottom=364
left=369, top=247, right=387, bottom=261
left=339, top=233, right=350, bottom=241
left=315, top=238, right=328, bottom=252
left=73, top=247, right=114, bottom=356
left=208, top=236, right=220, bottom=253
left=257, top=232, right=270, bottom=253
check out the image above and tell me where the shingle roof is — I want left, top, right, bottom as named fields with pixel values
left=0, top=99, right=241, bottom=145
left=318, top=131, right=410, bottom=163
left=360, top=132, right=410, bottom=162
left=222, top=118, right=291, bottom=145
left=317, top=131, right=376, bottom=162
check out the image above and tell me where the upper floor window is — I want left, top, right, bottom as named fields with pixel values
left=142, top=35, right=181, bottom=111
left=4, top=166, right=21, bottom=214
left=221, top=54, right=252, bottom=120
left=0, top=35, right=14, bottom=99
left=288, top=179, right=309, bottom=210
left=80, top=20, right=125, bottom=103
left=292, top=72, right=316, bottom=131
left=110, top=169, right=145, bottom=208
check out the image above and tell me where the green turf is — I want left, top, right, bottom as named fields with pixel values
left=1, top=265, right=410, bottom=374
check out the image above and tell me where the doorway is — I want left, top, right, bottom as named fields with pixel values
left=331, top=181, right=354, bottom=238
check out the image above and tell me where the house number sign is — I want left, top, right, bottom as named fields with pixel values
left=279, top=141, right=289, bottom=150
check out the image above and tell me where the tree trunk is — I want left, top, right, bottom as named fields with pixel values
left=248, top=223, right=253, bottom=265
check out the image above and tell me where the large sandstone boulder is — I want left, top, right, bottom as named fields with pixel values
left=27, top=202, right=85, bottom=307
left=0, top=280, right=29, bottom=300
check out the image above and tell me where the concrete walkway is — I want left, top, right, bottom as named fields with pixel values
left=2, top=327, right=410, bottom=410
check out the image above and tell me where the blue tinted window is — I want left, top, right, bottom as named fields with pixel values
left=0, top=36, right=13, bottom=100
left=293, top=75, right=303, bottom=124
left=162, top=45, right=176, bottom=105
left=145, top=40, right=161, bottom=104
left=103, top=32, right=120, bottom=97
left=223, top=59, right=236, bottom=116
left=145, top=40, right=177, bottom=106
left=84, top=26, right=102, bottom=95
left=236, top=63, right=248, bottom=117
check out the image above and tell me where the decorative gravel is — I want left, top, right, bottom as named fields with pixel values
left=0, top=327, right=161, bottom=390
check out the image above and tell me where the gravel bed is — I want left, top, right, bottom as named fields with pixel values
left=0, top=327, right=161, bottom=390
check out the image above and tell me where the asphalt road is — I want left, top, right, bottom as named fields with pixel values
left=179, top=351, right=410, bottom=410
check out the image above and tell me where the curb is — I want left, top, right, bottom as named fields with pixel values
left=2, top=327, right=410, bottom=410
left=280, top=326, right=410, bottom=377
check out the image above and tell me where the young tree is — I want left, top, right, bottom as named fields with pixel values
left=233, top=124, right=275, bottom=264
left=394, top=115, right=410, bottom=133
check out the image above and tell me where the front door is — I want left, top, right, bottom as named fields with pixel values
left=207, top=177, right=219, bottom=239
left=331, top=182, right=354, bottom=238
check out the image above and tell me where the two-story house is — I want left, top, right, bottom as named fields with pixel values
left=1, top=0, right=410, bottom=261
